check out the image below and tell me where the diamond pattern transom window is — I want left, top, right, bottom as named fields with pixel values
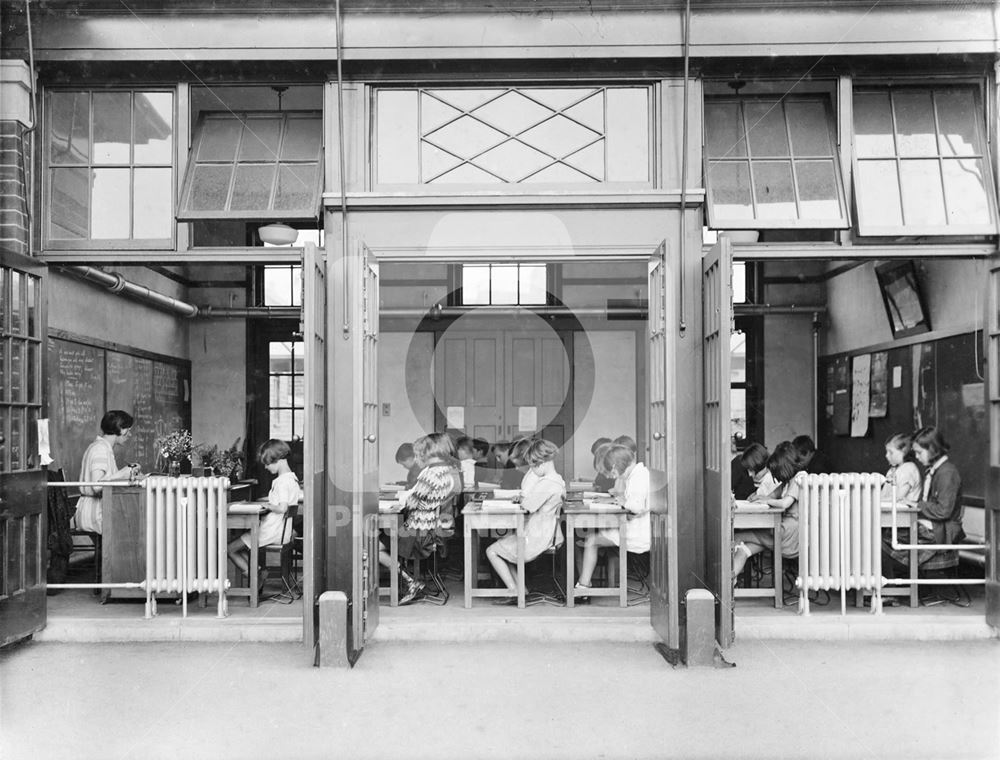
left=375, top=86, right=650, bottom=186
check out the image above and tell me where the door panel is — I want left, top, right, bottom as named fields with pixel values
left=985, top=263, right=1000, bottom=628
left=647, top=242, right=679, bottom=649
left=436, top=332, right=503, bottom=443
left=702, top=237, right=733, bottom=647
left=0, top=250, right=48, bottom=648
left=302, top=241, right=326, bottom=657
left=358, top=256, right=380, bottom=648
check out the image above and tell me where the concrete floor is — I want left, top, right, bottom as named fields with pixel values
left=2, top=638, right=998, bottom=760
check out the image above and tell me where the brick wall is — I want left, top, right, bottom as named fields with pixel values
left=0, top=119, right=30, bottom=256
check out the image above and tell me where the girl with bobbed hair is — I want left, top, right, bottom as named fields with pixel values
left=574, top=444, right=650, bottom=596
left=500, top=437, right=533, bottom=489
left=882, top=432, right=921, bottom=505
left=486, top=438, right=566, bottom=604
left=72, top=410, right=141, bottom=534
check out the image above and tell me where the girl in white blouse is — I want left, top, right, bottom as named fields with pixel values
left=882, top=433, right=921, bottom=505
left=574, top=444, right=649, bottom=596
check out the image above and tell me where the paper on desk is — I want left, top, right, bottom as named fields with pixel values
left=228, top=501, right=267, bottom=514
left=492, top=489, right=521, bottom=499
left=380, top=483, right=403, bottom=492
left=379, top=500, right=400, bottom=512
left=482, top=500, right=520, bottom=510
left=584, top=499, right=620, bottom=511
left=733, top=499, right=757, bottom=510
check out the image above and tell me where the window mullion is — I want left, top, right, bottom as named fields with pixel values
left=782, top=100, right=803, bottom=222
left=885, top=90, right=907, bottom=227
left=741, top=102, right=759, bottom=219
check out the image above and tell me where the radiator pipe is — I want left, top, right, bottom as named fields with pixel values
left=61, top=265, right=199, bottom=318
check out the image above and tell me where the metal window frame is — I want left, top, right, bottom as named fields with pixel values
left=178, top=110, right=324, bottom=221
left=704, top=94, right=850, bottom=230
left=852, top=83, right=999, bottom=237
left=42, top=87, right=177, bottom=251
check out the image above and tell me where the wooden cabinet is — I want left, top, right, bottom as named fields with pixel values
left=100, top=485, right=145, bottom=602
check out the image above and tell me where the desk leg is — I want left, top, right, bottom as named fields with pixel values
left=390, top=520, right=399, bottom=607
left=773, top=518, right=783, bottom=609
left=619, top=515, right=627, bottom=608
left=566, top=515, right=575, bottom=608
left=516, top=514, right=526, bottom=609
left=249, top=521, right=260, bottom=609
left=908, top=514, right=919, bottom=608
left=464, top=521, right=472, bottom=609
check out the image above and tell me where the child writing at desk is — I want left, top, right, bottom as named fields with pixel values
left=732, top=440, right=802, bottom=577
left=227, top=439, right=302, bottom=582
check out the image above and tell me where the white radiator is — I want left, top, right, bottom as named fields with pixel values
left=796, top=473, right=885, bottom=615
left=144, top=476, right=230, bottom=618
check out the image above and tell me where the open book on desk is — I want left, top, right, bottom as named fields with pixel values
left=582, top=499, right=620, bottom=511
left=481, top=500, right=521, bottom=510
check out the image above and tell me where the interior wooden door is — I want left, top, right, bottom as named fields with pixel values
left=0, top=250, right=48, bottom=648
left=702, top=236, right=733, bottom=648
left=302, top=241, right=326, bottom=657
left=647, top=242, right=679, bottom=650
left=435, top=330, right=504, bottom=443
left=985, top=262, right=1000, bottom=629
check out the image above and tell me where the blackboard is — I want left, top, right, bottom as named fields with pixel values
left=820, top=331, right=985, bottom=505
left=47, top=337, right=190, bottom=476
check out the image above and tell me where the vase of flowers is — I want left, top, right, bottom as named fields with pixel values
left=156, top=429, right=192, bottom=476
left=209, top=437, right=246, bottom=480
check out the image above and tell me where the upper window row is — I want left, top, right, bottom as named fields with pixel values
left=42, top=83, right=997, bottom=249
left=704, top=85, right=997, bottom=236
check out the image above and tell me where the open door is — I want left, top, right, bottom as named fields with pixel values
left=355, top=254, right=380, bottom=649
left=302, top=241, right=327, bottom=657
left=985, top=260, right=1000, bottom=629
left=0, top=250, right=48, bottom=647
left=702, top=236, right=733, bottom=647
left=647, top=242, right=680, bottom=650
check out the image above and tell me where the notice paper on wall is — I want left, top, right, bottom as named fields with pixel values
left=37, top=418, right=53, bottom=466
left=446, top=406, right=464, bottom=429
left=851, top=354, right=871, bottom=438
left=518, top=406, right=537, bottom=431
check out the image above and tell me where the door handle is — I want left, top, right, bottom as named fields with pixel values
left=652, top=432, right=663, bottom=440
left=365, top=434, right=376, bottom=443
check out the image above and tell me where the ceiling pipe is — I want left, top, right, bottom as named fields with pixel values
left=379, top=305, right=648, bottom=319
left=62, top=265, right=199, bottom=318
left=196, top=306, right=300, bottom=319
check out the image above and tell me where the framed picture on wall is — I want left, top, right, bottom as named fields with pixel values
left=875, top=260, right=931, bottom=339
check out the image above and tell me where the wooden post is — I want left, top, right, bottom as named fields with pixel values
left=685, top=589, right=717, bottom=667
left=318, top=591, right=349, bottom=668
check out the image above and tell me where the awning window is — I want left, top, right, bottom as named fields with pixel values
left=704, top=96, right=849, bottom=229
left=178, top=111, right=322, bottom=221
left=853, top=86, right=997, bottom=236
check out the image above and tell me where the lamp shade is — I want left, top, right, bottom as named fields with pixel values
left=258, top=223, right=298, bottom=246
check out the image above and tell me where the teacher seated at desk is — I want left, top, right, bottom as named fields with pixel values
left=227, top=439, right=303, bottom=579
left=71, top=410, right=141, bottom=535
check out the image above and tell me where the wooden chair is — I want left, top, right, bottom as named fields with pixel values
left=262, top=505, right=301, bottom=604
left=525, top=525, right=566, bottom=607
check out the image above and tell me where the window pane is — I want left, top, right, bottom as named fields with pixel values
left=231, top=164, right=276, bottom=211
left=744, top=101, right=789, bottom=158
left=133, top=168, right=172, bottom=239
left=50, top=167, right=89, bottom=239
left=27, top=342, right=38, bottom=403
left=491, top=265, right=518, bottom=304
left=856, top=160, right=903, bottom=226
left=795, top=160, right=841, bottom=219
left=292, top=410, right=304, bottom=439
left=188, top=164, right=233, bottom=211
left=942, top=158, right=991, bottom=226
left=270, top=409, right=292, bottom=440
left=197, top=118, right=241, bottom=162
left=10, top=340, right=22, bottom=401
left=293, top=374, right=304, bottom=406
left=707, top=162, right=754, bottom=220
left=48, top=92, right=90, bottom=164
left=134, top=92, right=173, bottom=164
left=732, top=262, right=747, bottom=304
left=0, top=340, right=6, bottom=402
left=730, top=388, right=747, bottom=443
left=239, top=117, right=282, bottom=161
left=519, top=265, right=547, bottom=305
left=9, top=272, right=21, bottom=335
left=786, top=101, right=832, bottom=156
left=26, top=276, right=38, bottom=337
left=269, top=341, right=293, bottom=372
left=899, top=159, right=946, bottom=226
left=705, top=102, right=746, bottom=158
left=291, top=266, right=302, bottom=307
left=264, top=266, right=293, bottom=306
left=0, top=269, right=6, bottom=333
left=854, top=91, right=895, bottom=158
left=291, top=343, right=304, bottom=372
left=92, top=168, right=131, bottom=238
left=605, top=87, right=648, bottom=182
left=282, top=116, right=322, bottom=161
left=93, top=92, right=132, bottom=164
left=477, top=142, right=553, bottom=182
left=426, top=115, right=505, bottom=160
left=893, top=91, right=937, bottom=157
left=274, top=163, right=318, bottom=211
left=462, top=266, right=490, bottom=305
left=751, top=161, right=796, bottom=220
left=10, top=408, right=22, bottom=470
left=935, top=90, right=978, bottom=157
left=270, top=374, right=291, bottom=406
left=730, top=330, right=746, bottom=382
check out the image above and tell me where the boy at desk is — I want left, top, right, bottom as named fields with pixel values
left=227, top=439, right=303, bottom=581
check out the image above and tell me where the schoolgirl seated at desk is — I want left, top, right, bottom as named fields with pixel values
left=573, top=444, right=650, bottom=597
